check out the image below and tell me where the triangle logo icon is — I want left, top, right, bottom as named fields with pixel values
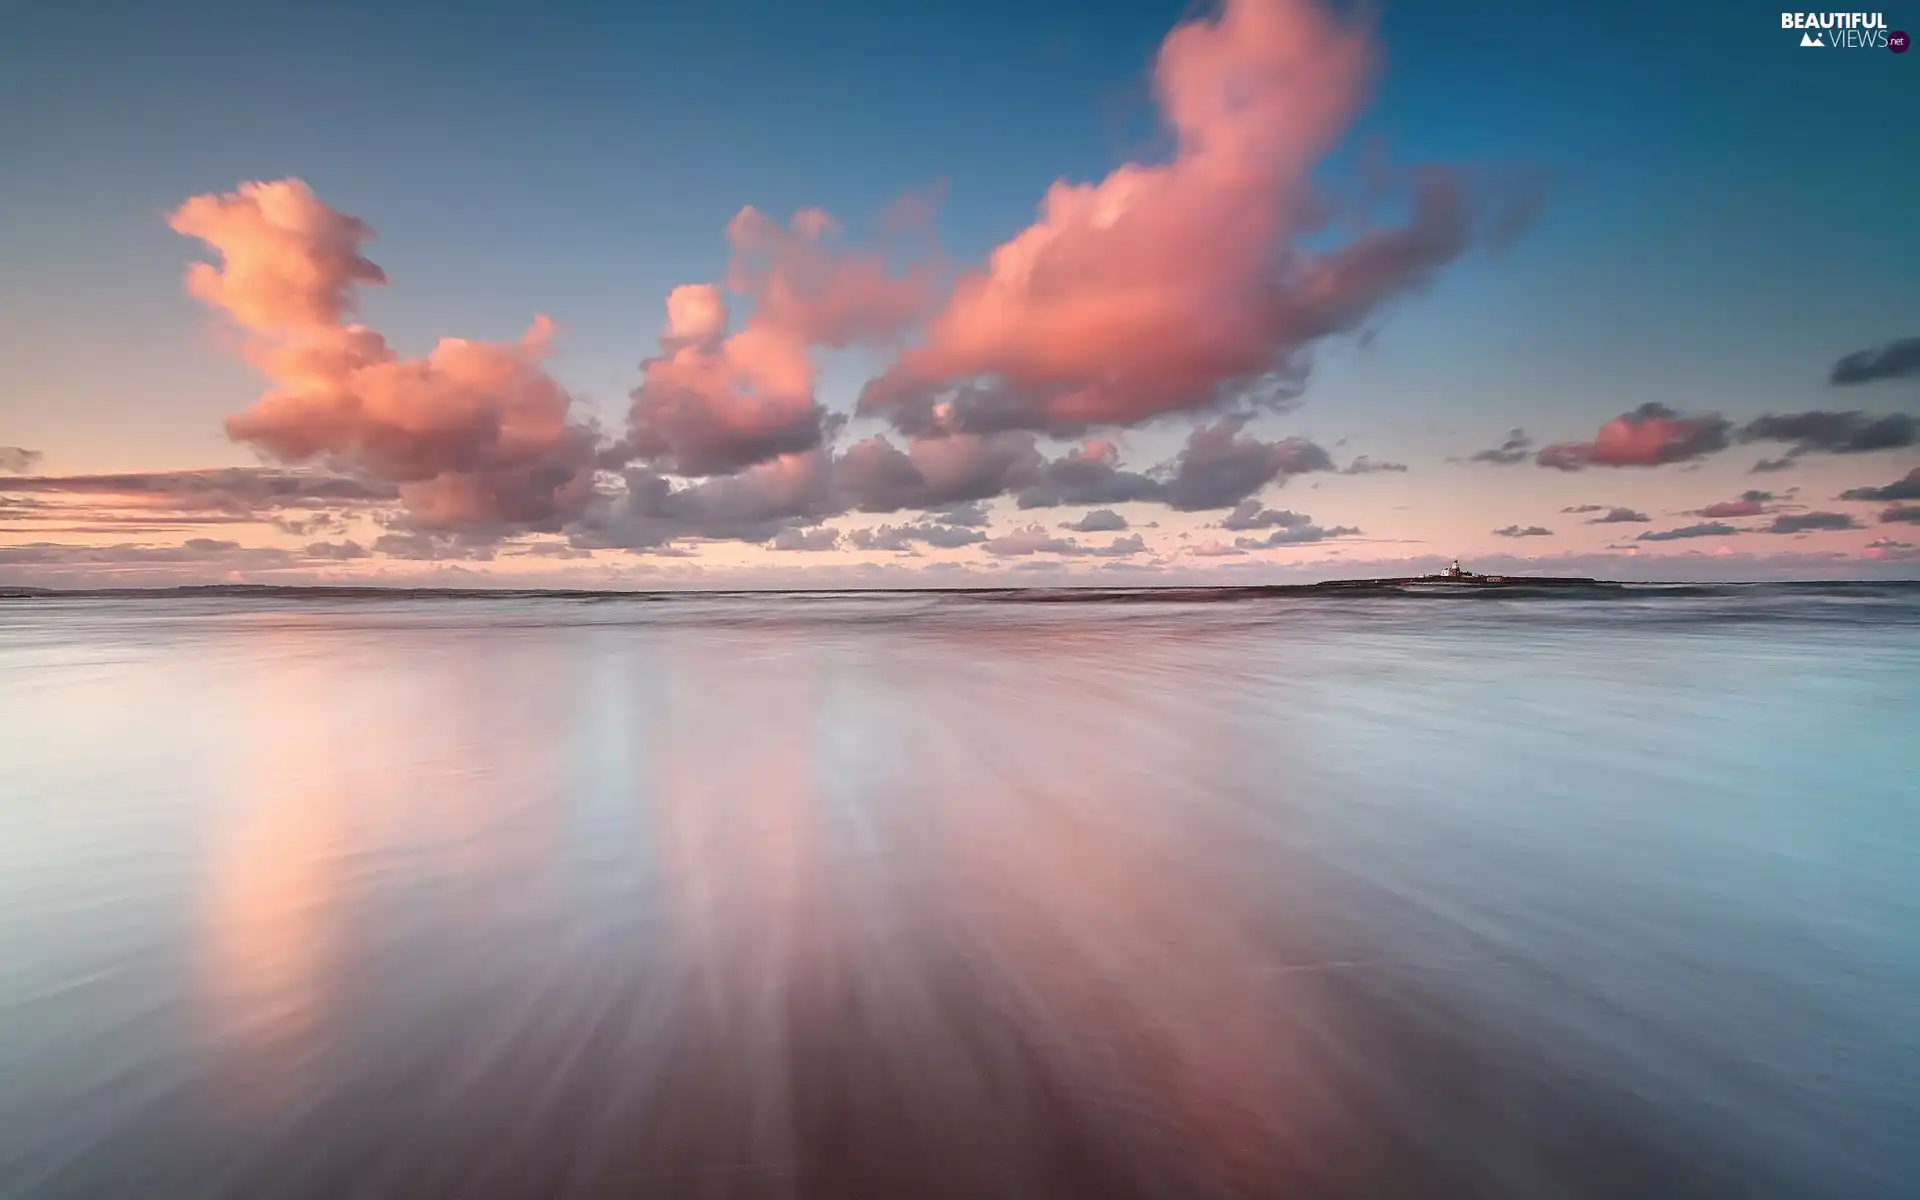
left=1800, top=31, right=1823, bottom=46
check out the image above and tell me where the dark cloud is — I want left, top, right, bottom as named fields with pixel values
left=0, top=447, right=43, bottom=474
left=0, top=468, right=397, bottom=513
left=571, top=451, right=837, bottom=550
left=1839, top=468, right=1920, bottom=503
left=624, top=387, right=829, bottom=478
left=0, top=538, right=256, bottom=566
left=847, top=522, right=987, bottom=551
left=1636, top=523, right=1739, bottom=542
left=304, top=540, right=370, bottom=561
left=1697, top=490, right=1775, bottom=519
left=510, top=540, right=596, bottom=559
left=0, top=537, right=371, bottom=571
left=1062, top=509, right=1129, bottom=533
left=981, top=526, right=1146, bottom=558
left=768, top=526, right=843, bottom=551
left=1219, top=501, right=1311, bottom=531
left=1764, top=511, right=1862, bottom=534
left=1492, top=525, right=1553, bottom=538
left=371, top=531, right=499, bottom=561
left=1635, top=522, right=1743, bottom=541
left=1233, top=523, right=1359, bottom=548
left=1740, top=410, right=1916, bottom=457
left=1461, top=429, right=1533, bottom=465
left=0, top=511, right=265, bottom=534
left=1013, top=441, right=1161, bottom=509
left=270, top=512, right=351, bottom=537
left=1829, top=336, right=1920, bottom=385
left=1536, top=404, right=1732, bottom=471
left=1535, top=445, right=1589, bottom=472
left=1157, top=418, right=1334, bottom=511
left=1559, top=504, right=1605, bottom=514
left=1588, top=507, right=1650, bottom=524
left=927, top=500, right=992, bottom=528
left=1341, top=455, right=1408, bottom=474
left=1880, top=505, right=1920, bottom=525
left=1084, top=533, right=1147, bottom=558
left=1751, top=457, right=1796, bottom=474
left=841, top=433, right=1042, bottom=514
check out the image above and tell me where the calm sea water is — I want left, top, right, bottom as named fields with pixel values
left=2, top=585, right=1916, bottom=1198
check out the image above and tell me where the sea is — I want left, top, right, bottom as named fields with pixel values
left=1, top=583, right=1916, bottom=1198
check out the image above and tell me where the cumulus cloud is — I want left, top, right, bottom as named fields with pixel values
left=370, top=530, right=499, bottom=561
left=1157, top=417, right=1333, bottom=510
left=1636, top=523, right=1739, bottom=542
left=768, top=526, right=842, bottom=551
left=1062, top=508, right=1129, bottom=532
left=1492, top=524, right=1553, bottom=538
left=981, top=525, right=1147, bottom=557
left=626, top=209, right=933, bottom=475
left=1764, top=511, right=1861, bottom=534
left=572, top=449, right=837, bottom=550
left=172, top=180, right=603, bottom=529
left=928, top=499, right=992, bottom=527
left=840, top=432, right=1042, bottom=513
left=1462, top=429, right=1534, bottom=465
left=1829, top=336, right=1920, bottom=385
left=858, top=0, right=1533, bottom=438
left=1697, top=490, right=1776, bottom=519
left=1536, top=404, right=1732, bottom=471
left=1188, top=540, right=1248, bottom=557
left=1740, top=410, right=1916, bottom=458
left=304, top=540, right=370, bottom=561
left=1587, top=507, right=1650, bottom=524
left=509, top=540, right=596, bottom=560
left=1233, top=522, right=1358, bottom=547
left=1341, top=455, right=1407, bottom=474
left=1219, top=501, right=1310, bottom=530
left=1013, top=440, right=1161, bottom=508
left=0, top=447, right=43, bottom=474
left=1880, top=505, right=1920, bottom=525
left=847, top=522, right=988, bottom=551
left=1839, top=468, right=1920, bottom=503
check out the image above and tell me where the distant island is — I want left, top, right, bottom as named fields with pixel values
left=1308, top=559, right=1619, bottom=591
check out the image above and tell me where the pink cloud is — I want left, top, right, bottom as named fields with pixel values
left=170, top=180, right=385, bottom=333
left=859, top=0, right=1507, bottom=437
left=627, top=206, right=935, bottom=477
left=1536, top=404, right=1733, bottom=471
left=1698, top=490, right=1775, bottom=519
left=172, top=180, right=598, bottom=527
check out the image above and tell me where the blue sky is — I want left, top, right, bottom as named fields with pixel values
left=1, top=0, right=1916, bottom=585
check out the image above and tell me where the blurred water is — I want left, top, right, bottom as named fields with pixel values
left=0, top=586, right=1916, bottom=1198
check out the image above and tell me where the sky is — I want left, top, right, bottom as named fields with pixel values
left=2, top=0, right=1916, bottom=588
